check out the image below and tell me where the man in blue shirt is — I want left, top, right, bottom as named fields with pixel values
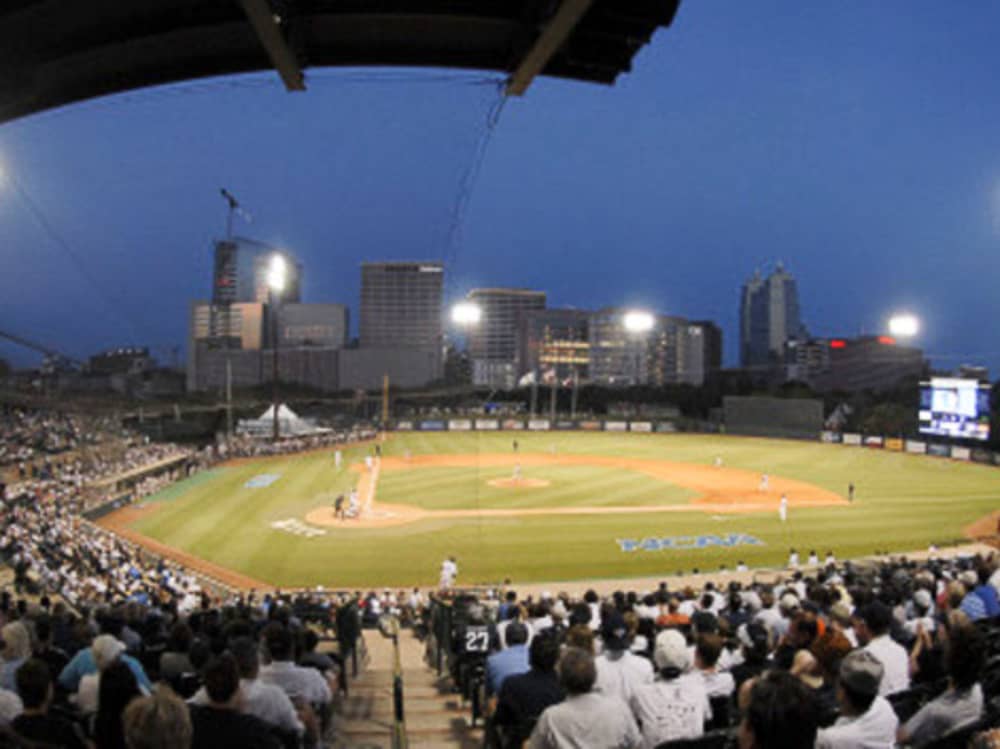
left=972, top=567, right=1000, bottom=618
left=487, top=622, right=530, bottom=696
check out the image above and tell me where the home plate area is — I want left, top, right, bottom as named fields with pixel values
left=270, top=518, right=326, bottom=538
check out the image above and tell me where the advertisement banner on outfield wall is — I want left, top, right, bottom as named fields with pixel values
left=843, top=433, right=862, bottom=446
left=821, top=431, right=842, bottom=443
left=905, top=440, right=927, bottom=454
left=951, top=446, right=972, bottom=461
left=927, top=443, right=950, bottom=457
left=475, top=419, right=499, bottom=430
left=630, top=422, right=653, bottom=433
left=605, top=421, right=628, bottom=432
left=395, top=421, right=414, bottom=431
left=656, top=422, right=677, bottom=433
left=448, top=419, right=472, bottom=431
left=885, top=438, right=904, bottom=451
left=420, top=420, right=445, bottom=431
left=528, top=419, right=551, bottom=431
left=864, top=436, right=884, bottom=448
left=971, top=448, right=993, bottom=464
left=555, top=421, right=576, bottom=430
left=501, top=419, right=525, bottom=430
left=579, top=421, right=602, bottom=431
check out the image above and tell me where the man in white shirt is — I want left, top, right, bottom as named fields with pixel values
left=816, top=651, right=898, bottom=749
left=594, top=612, right=653, bottom=705
left=191, top=637, right=307, bottom=740
left=259, top=624, right=332, bottom=708
left=855, top=601, right=910, bottom=696
left=630, top=630, right=707, bottom=749
left=529, top=647, right=640, bottom=749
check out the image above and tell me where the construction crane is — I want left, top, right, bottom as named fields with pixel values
left=0, top=328, right=82, bottom=371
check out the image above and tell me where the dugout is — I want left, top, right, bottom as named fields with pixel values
left=723, top=396, right=823, bottom=439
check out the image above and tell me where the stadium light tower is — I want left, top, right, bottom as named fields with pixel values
left=888, top=313, right=919, bottom=339
left=450, top=301, right=482, bottom=327
left=268, top=253, right=287, bottom=441
left=623, top=310, right=655, bottom=387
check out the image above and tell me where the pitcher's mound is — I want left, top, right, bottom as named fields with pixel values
left=488, top=478, right=550, bottom=489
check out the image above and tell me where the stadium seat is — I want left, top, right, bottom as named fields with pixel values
left=706, top=695, right=733, bottom=730
left=921, top=718, right=987, bottom=749
left=655, top=728, right=733, bottom=749
left=888, top=686, right=929, bottom=723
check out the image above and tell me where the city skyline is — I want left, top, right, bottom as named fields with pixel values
left=2, top=1, right=1000, bottom=375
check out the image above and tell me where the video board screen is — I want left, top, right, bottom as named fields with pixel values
left=918, top=378, right=991, bottom=441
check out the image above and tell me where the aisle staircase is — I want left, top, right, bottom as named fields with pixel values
left=332, top=628, right=483, bottom=748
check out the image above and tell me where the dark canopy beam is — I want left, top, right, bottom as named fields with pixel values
left=0, top=1, right=683, bottom=124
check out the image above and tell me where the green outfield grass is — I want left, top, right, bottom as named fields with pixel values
left=375, top=464, right=694, bottom=510
left=126, top=433, right=1000, bottom=588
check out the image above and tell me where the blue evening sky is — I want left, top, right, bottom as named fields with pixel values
left=1, top=0, right=999, bottom=372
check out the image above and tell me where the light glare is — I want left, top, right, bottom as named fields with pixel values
left=451, top=301, right=482, bottom=326
left=623, top=310, right=655, bottom=333
left=888, top=313, right=919, bottom=338
left=267, top=253, right=287, bottom=292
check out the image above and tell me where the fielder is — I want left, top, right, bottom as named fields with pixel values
left=714, top=455, right=723, bottom=468
left=512, top=463, right=522, bottom=483
left=759, top=473, right=769, bottom=492
left=334, top=450, right=342, bottom=471
left=365, top=455, right=374, bottom=472
left=779, top=493, right=788, bottom=523
left=347, top=488, right=359, bottom=518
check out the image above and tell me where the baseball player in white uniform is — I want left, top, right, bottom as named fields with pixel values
left=759, top=473, right=769, bottom=492
left=348, top=488, right=359, bottom=518
left=334, top=450, right=342, bottom=470
left=779, top=494, right=788, bottom=523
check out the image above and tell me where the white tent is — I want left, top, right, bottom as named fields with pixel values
left=236, top=403, right=331, bottom=438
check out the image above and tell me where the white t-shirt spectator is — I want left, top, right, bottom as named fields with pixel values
left=629, top=677, right=708, bottom=749
left=260, top=661, right=331, bottom=705
left=864, top=635, right=910, bottom=696
left=815, top=696, right=899, bottom=749
left=594, top=650, right=654, bottom=705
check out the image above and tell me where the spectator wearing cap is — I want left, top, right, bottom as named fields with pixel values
left=737, top=670, right=819, bottom=749
left=487, top=622, right=531, bottom=696
left=815, top=650, right=898, bottom=748
left=494, top=630, right=565, bottom=749
left=77, top=633, right=149, bottom=714
left=753, top=590, right=782, bottom=637
left=528, top=647, right=640, bottom=749
left=970, top=566, right=1000, bottom=618
left=630, top=630, right=708, bottom=748
left=593, top=611, right=653, bottom=705
left=898, top=620, right=985, bottom=747
left=904, top=590, right=937, bottom=638
left=958, top=571, right=988, bottom=621
left=58, top=630, right=152, bottom=694
left=856, top=601, right=910, bottom=696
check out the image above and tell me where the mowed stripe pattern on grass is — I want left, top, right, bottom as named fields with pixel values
left=123, top=433, right=1000, bottom=588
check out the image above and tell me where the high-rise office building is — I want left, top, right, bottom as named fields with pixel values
left=679, top=321, right=722, bottom=386
left=517, top=308, right=590, bottom=382
left=467, top=288, right=546, bottom=388
left=740, top=263, right=805, bottom=371
left=212, top=238, right=301, bottom=306
left=360, top=262, right=443, bottom=349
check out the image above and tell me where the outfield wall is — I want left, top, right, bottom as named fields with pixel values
left=392, top=418, right=1000, bottom=467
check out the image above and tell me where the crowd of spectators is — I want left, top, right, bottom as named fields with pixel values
left=0, top=587, right=353, bottom=748
left=0, top=406, right=124, bottom=469
left=437, top=553, right=1000, bottom=748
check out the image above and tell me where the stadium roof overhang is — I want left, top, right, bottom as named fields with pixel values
left=0, top=0, right=682, bottom=125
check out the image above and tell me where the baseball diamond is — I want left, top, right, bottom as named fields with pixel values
left=96, top=432, right=1000, bottom=589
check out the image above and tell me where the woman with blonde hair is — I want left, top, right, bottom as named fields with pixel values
left=0, top=622, right=32, bottom=692
left=123, top=686, right=192, bottom=749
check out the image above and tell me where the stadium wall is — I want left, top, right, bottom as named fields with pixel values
left=722, top=396, right=823, bottom=439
